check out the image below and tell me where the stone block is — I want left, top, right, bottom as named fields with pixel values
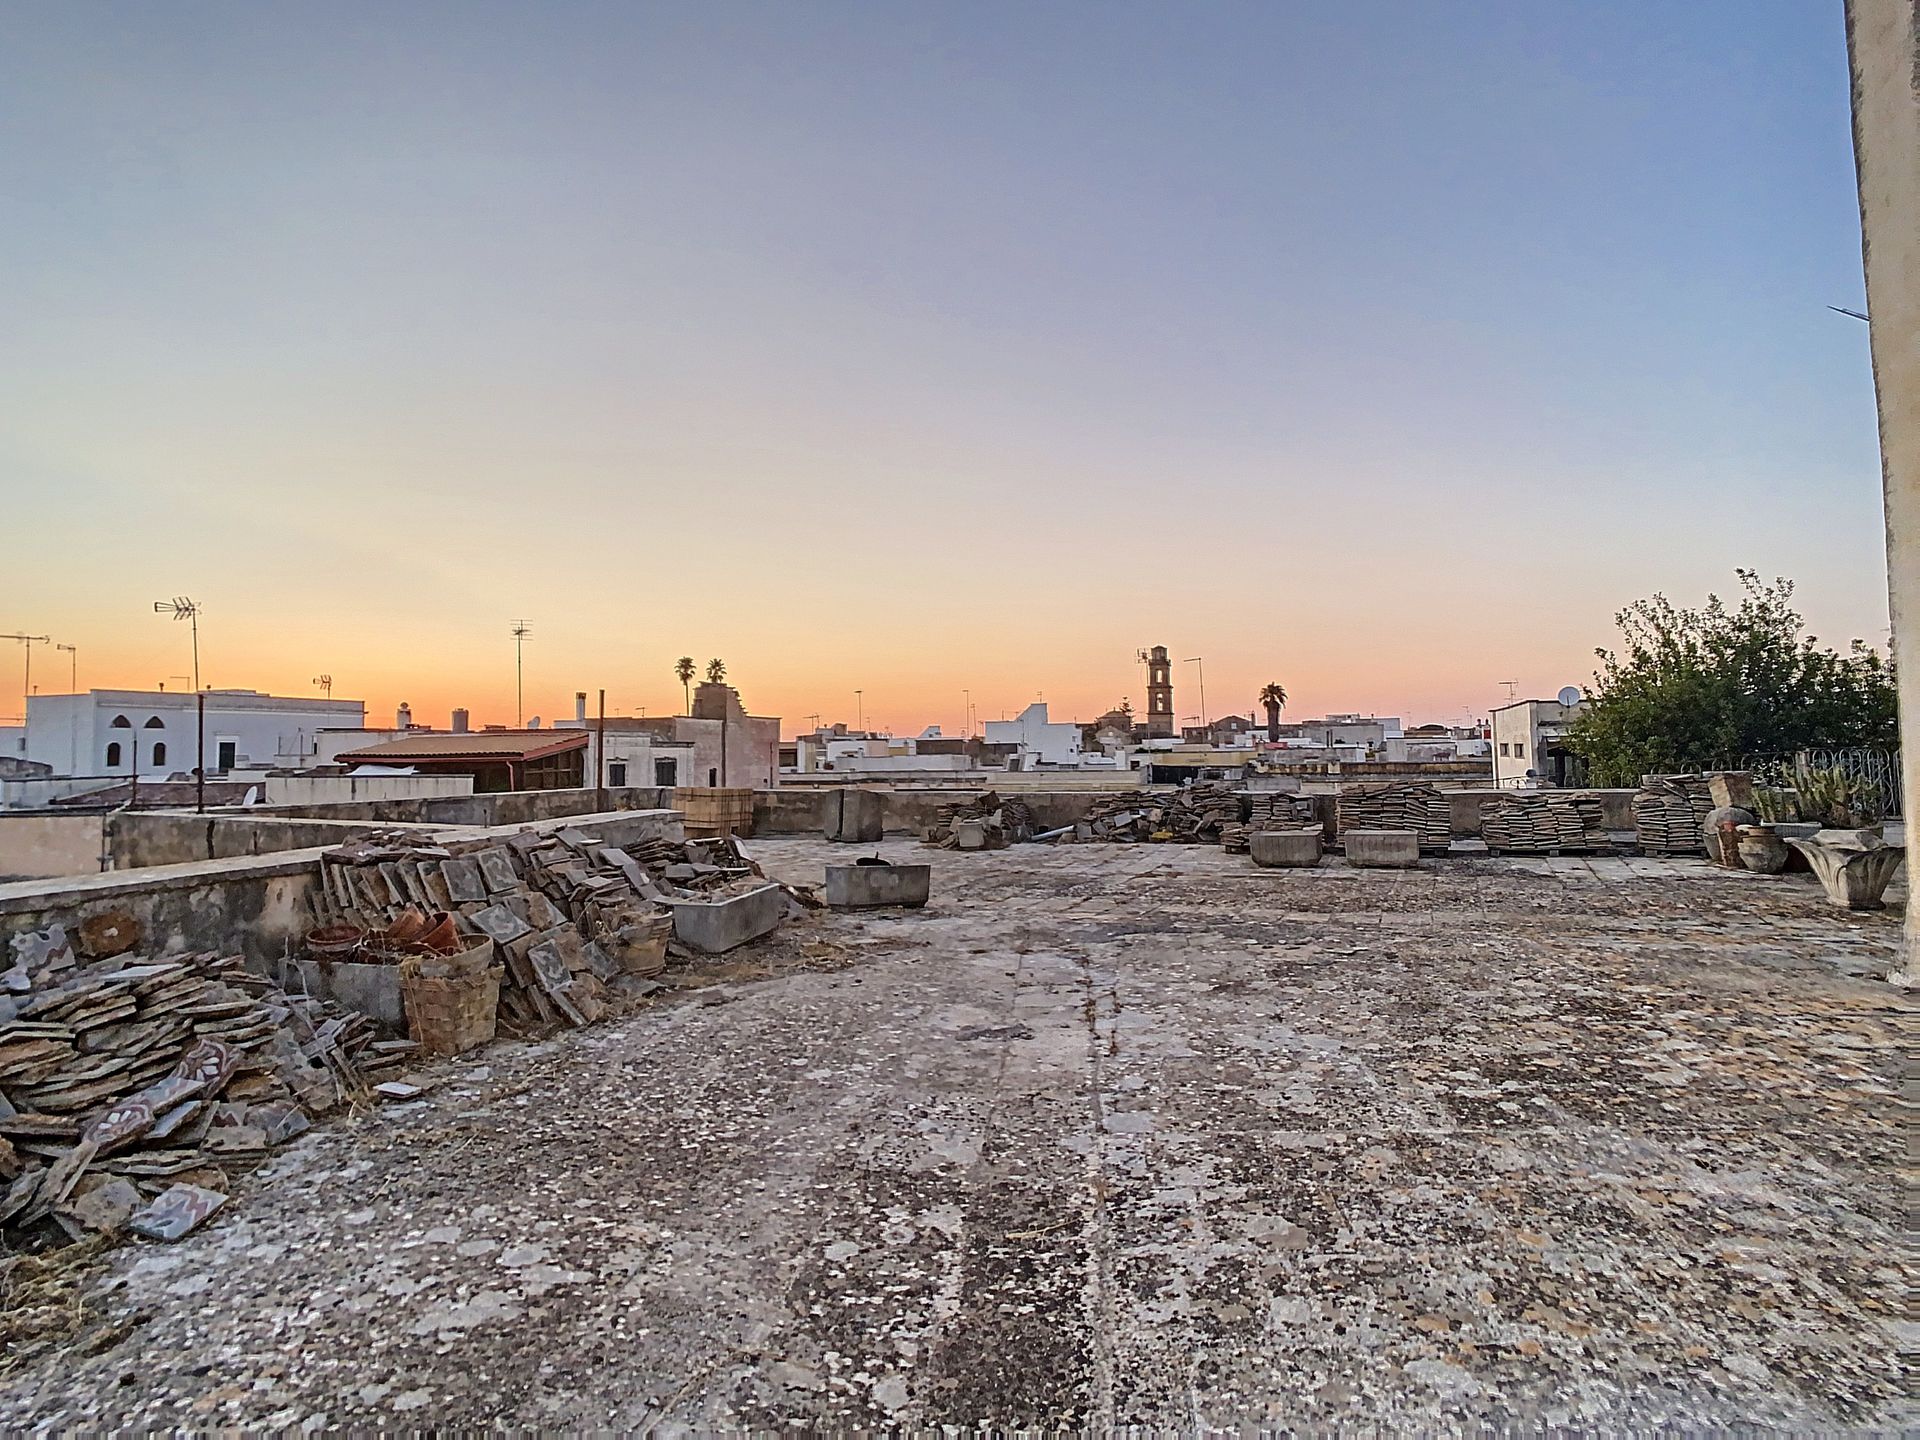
left=665, top=883, right=785, bottom=954
left=824, top=790, right=885, bottom=843
left=1705, top=771, right=1757, bottom=813
left=824, top=861, right=931, bottom=909
left=1345, top=829, right=1420, bottom=868
left=1249, top=829, right=1321, bottom=869
left=954, top=819, right=988, bottom=851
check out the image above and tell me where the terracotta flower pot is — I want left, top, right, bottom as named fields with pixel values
left=1735, top=825, right=1789, bottom=876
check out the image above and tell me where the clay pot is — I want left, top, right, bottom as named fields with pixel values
left=306, top=923, right=365, bottom=961
left=417, top=912, right=461, bottom=955
left=1735, top=825, right=1789, bottom=875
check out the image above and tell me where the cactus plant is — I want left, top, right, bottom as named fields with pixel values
left=1791, top=761, right=1883, bottom=829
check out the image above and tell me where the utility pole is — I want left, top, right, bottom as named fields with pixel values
left=152, top=598, right=201, bottom=693
left=510, top=621, right=532, bottom=726
left=57, top=642, right=76, bottom=692
left=2, top=634, right=50, bottom=721
left=1185, top=657, right=1207, bottom=728
left=962, top=689, right=971, bottom=738
left=196, top=691, right=206, bottom=814
left=596, top=687, right=607, bottom=806
left=855, top=689, right=864, bottom=732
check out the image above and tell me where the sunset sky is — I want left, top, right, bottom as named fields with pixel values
left=1, top=2, right=1889, bottom=738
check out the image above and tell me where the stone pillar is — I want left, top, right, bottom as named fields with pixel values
left=1846, top=0, right=1920, bottom=985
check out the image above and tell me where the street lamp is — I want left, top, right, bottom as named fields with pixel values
left=56, top=643, right=76, bottom=692
left=855, top=689, right=863, bottom=732
left=153, top=597, right=201, bottom=692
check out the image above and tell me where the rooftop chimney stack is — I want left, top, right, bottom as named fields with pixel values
left=397, top=701, right=413, bottom=730
left=451, top=707, right=470, bottom=734
left=574, top=691, right=588, bottom=724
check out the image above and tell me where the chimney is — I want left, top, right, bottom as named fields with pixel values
left=574, top=691, right=588, bottom=724
left=396, top=701, right=412, bottom=730
left=451, top=708, right=470, bottom=734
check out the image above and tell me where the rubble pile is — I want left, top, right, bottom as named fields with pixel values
left=1479, top=792, right=1609, bottom=853
left=1336, top=782, right=1452, bottom=850
left=922, top=792, right=1037, bottom=848
left=0, top=921, right=402, bottom=1250
left=1057, top=783, right=1243, bottom=844
left=315, top=828, right=767, bottom=1034
left=1634, top=776, right=1714, bottom=854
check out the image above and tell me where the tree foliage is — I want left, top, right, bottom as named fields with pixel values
left=1564, top=571, right=1896, bottom=786
left=705, top=657, right=727, bottom=684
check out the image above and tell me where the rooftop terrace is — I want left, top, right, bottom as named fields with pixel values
left=2, top=839, right=1907, bottom=1429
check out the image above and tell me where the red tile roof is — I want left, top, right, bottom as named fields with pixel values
left=334, top=731, right=588, bottom=763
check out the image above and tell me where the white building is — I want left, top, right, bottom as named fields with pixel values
left=1491, top=699, right=1585, bottom=788
left=984, top=702, right=1084, bottom=768
left=24, top=689, right=367, bottom=781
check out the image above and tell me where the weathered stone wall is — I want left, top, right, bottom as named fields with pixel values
left=0, top=812, right=105, bottom=881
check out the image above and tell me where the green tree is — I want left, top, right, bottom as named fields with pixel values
left=674, top=656, right=696, bottom=714
left=705, top=657, right=727, bottom=685
left=1565, top=571, right=1896, bottom=786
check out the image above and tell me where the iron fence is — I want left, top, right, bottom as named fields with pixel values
left=1739, top=747, right=1904, bottom=819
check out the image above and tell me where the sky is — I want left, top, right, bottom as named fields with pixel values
left=0, top=1, right=1889, bottom=737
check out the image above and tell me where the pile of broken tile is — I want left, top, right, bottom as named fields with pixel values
left=0, top=919, right=405, bottom=1250
left=921, top=792, right=1038, bottom=849
left=1053, top=781, right=1244, bottom=844
left=314, top=827, right=779, bottom=1035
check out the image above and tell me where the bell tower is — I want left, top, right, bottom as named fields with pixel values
left=1140, top=645, right=1174, bottom=737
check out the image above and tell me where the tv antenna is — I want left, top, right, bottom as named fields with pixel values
left=1498, top=679, right=1519, bottom=700
left=152, top=596, right=201, bottom=692
left=313, top=674, right=333, bottom=699
left=510, top=620, right=532, bottom=726
left=1828, top=305, right=1868, bottom=322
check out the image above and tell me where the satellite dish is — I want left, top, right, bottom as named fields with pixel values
left=1557, top=686, right=1581, bottom=707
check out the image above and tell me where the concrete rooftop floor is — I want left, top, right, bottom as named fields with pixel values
left=2, top=838, right=1910, bottom=1430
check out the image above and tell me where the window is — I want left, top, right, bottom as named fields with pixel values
left=109, top=714, right=131, bottom=729
left=152, top=742, right=167, bottom=766
left=607, top=761, right=627, bottom=786
left=217, top=740, right=237, bottom=770
left=143, top=716, right=164, bottom=729
left=1514, top=742, right=1526, bottom=759
left=105, top=742, right=122, bottom=767
left=654, top=757, right=677, bottom=786
left=708, top=767, right=719, bottom=787
left=1499, top=742, right=1510, bottom=756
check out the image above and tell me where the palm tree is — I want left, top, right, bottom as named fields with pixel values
left=1258, top=682, right=1288, bottom=741
left=674, top=657, right=696, bottom=714
left=705, top=657, right=727, bottom=685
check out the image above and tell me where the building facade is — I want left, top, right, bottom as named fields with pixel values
left=984, top=702, right=1085, bottom=767
left=1491, top=699, right=1585, bottom=788
left=24, top=689, right=366, bottom=781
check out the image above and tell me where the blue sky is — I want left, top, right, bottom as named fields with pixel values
left=0, top=2, right=1886, bottom=731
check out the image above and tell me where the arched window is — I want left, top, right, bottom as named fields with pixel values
left=105, top=742, right=122, bottom=767
left=152, top=742, right=167, bottom=766
left=143, top=716, right=165, bottom=729
left=109, top=715, right=131, bottom=729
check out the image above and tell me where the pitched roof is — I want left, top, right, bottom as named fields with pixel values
left=334, top=731, right=588, bottom=763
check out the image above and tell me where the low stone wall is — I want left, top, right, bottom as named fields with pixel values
left=105, top=813, right=443, bottom=870
left=0, top=812, right=106, bottom=881
left=752, top=788, right=1111, bottom=837
left=0, top=808, right=683, bottom=969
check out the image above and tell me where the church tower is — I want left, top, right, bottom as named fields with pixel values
left=1142, top=645, right=1174, bottom=737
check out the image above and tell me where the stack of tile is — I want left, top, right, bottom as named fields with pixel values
left=1634, top=776, right=1714, bottom=854
left=1224, top=793, right=1317, bottom=854
left=0, top=922, right=390, bottom=1250
left=1336, top=782, right=1451, bottom=850
left=922, top=792, right=1039, bottom=847
left=315, top=828, right=769, bottom=1036
left=1479, top=793, right=1609, bottom=853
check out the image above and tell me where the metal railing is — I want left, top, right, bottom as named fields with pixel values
left=1739, top=747, right=1904, bottom=819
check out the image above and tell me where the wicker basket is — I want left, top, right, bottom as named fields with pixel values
left=400, top=956, right=502, bottom=1057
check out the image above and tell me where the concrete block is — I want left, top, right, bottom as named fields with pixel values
left=1249, top=829, right=1321, bottom=868
left=824, top=861, right=931, bottom=909
left=289, top=957, right=406, bottom=1030
left=954, top=819, right=988, bottom=851
left=825, top=790, right=885, bottom=843
left=1345, top=829, right=1420, bottom=868
left=666, top=883, right=785, bottom=954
